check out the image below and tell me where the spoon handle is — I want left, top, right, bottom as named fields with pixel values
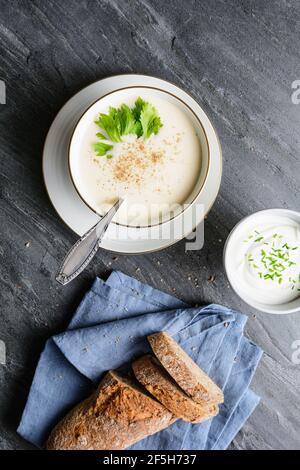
left=56, top=199, right=123, bottom=285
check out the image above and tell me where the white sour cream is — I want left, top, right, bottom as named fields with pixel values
left=228, top=215, right=300, bottom=305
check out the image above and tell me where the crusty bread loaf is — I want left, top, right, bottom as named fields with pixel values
left=132, top=355, right=218, bottom=423
left=46, top=370, right=174, bottom=450
left=148, top=332, right=224, bottom=405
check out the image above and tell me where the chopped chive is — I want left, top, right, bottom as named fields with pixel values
left=248, top=231, right=299, bottom=291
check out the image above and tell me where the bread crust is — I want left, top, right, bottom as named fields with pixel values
left=148, top=332, right=224, bottom=405
left=133, top=355, right=218, bottom=423
left=46, top=370, right=174, bottom=450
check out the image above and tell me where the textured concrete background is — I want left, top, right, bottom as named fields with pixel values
left=0, top=0, right=299, bottom=450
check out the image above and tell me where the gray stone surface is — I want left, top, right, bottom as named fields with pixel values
left=0, top=0, right=299, bottom=450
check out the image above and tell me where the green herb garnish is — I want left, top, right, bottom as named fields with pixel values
left=95, top=108, right=122, bottom=143
left=96, top=132, right=107, bottom=140
left=132, top=97, right=146, bottom=121
left=244, top=230, right=300, bottom=291
left=93, top=142, right=113, bottom=156
left=140, top=102, right=163, bottom=139
left=93, top=97, right=163, bottom=158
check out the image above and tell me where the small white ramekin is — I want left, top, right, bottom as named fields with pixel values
left=223, top=208, right=300, bottom=314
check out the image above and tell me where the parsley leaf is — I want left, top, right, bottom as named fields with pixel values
left=140, top=102, right=163, bottom=139
left=132, top=97, right=147, bottom=120
left=132, top=98, right=147, bottom=137
left=93, top=142, right=113, bottom=156
left=118, top=104, right=139, bottom=135
left=93, top=97, right=163, bottom=158
left=95, top=112, right=122, bottom=143
left=96, top=132, right=107, bottom=140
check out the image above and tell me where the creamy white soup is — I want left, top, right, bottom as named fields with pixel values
left=75, top=95, right=202, bottom=226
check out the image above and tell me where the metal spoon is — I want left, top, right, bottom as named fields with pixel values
left=56, top=198, right=124, bottom=285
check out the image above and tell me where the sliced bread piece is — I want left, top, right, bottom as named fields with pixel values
left=148, top=332, right=224, bottom=405
left=46, top=370, right=174, bottom=450
left=132, top=355, right=219, bottom=423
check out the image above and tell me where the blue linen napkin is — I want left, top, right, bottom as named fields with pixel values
left=17, top=271, right=263, bottom=450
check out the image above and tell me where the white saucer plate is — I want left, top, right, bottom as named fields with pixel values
left=43, top=74, right=222, bottom=254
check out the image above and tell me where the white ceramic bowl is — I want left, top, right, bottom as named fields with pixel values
left=43, top=73, right=222, bottom=254
left=69, top=86, right=210, bottom=228
left=224, top=209, right=300, bottom=314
